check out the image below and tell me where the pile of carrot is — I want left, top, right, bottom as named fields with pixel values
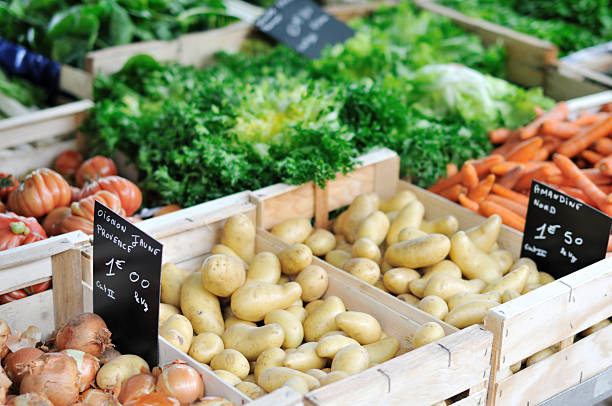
left=428, top=101, right=612, bottom=240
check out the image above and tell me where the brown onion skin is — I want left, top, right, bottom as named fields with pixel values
left=118, top=373, right=156, bottom=404
left=55, top=313, right=111, bottom=358
left=78, top=389, right=120, bottom=406
left=0, top=365, right=11, bottom=404
left=124, top=392, right=180, bottom=406
left=0, top=319, right=10, bottom=359
left=190, top=397, right=234, bottom=406
left=20, top=352, right=80, bottom=406
left=98, top=347, right=121, bottom=365
left=156, top=363, right=204, bottom=406
left=60, top=349, right=100, bottom=392
left=7, top=393, right=54, bottom=406
left=4, top=347, right=44, bottom=386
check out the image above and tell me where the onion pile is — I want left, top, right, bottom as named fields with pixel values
left=60, top=350, right=100, bottom=392
left=20, top=352, right=81, bottom=406
left=7, top=392, right=54, bottom=406
left=118, top=373, right=156, bottom=404
left=4, top=348, right=44, bottom=386
left=156, top=362, right=204, bottom=406
left=55, top=313, right=111, bottom=358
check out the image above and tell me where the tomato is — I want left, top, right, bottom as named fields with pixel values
left=70, top=186, right=81, bottom=203
left=81, top=176, right=142, bottom=216
left=54, top=149, right=84, bottom=178
left=0, top=200, right=5, bottom=213
left=0, top=213, right=47, bottom=251
left=153, top=204, right=181, bottom=217
left=76, top=156, right=117, bottom=187
left=0, top=289, right=28, bottom=304
left=24, top=280, right=52, bottom=295
left=0, top=174, right=18, bottom=199
left=42, top=207, right=71, bottom=236
left=7, top=168, right=72, bottom=218
left=61, top=191, right=125, bottom=235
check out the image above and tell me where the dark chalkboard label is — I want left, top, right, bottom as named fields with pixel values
left=521, top=181, right=611, bottom=279
left=93, top=201, right=162, bottom=366
left=255, top=0, right=354, bottom=59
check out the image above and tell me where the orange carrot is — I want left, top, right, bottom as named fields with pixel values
left=541, top=120, right=580, bottom=139
left=553, top=154, right=611, bottom=211
left=556, top=115, right=612, bottom=157
left=599, top=185, right=612, bottom=193
left=446, top=163, right=459, bottom=177
left=491, top=183, right=529, bottom=206
left=491, top=141, right=520, bottom=156
left=458, top=193, right=479, bottom=213
left=558, top=186, right=597, bottom=207
left=468, top=174, right=495, bottom=203
left=498, top=165, right=525, bottom=189
left=581, top=150, right=604, bottom=165
left=593, top=138, right=612, bottom=155
left=490, top=162, right=541, bottom=175
left=439, top=184, right=466, bottom=202
left=544, top=175, right=574, bottom=187
left=485, top=195, right=527, bottom=217
left=535, top=106, right=544, bottom=118
left=428, top=172, right=462, bottom=193
left=533, top=148, right=549, bottom=161
left=461, top=162, right=479, bottom=191
left=573, top=112, right=607, bottom=126
left=541, top=135, right=563, bottom=153
left=505, top=137, right=544, bottom=162
left=514, top=164, right=561, bottom=191
left=489, top=128, right=512, bottom=144
left=479, top=200, right=526, bottom=231
left=582, top=168, right=612, bottom=185
left=472, top=155, right=505, bottom=176
left=520, top=102, right=568, bottom=140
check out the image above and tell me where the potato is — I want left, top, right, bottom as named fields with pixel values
left=489, top=250, right=515, bottom=275
left=351, top=238, right=381, bottom=263
left=397, top=293, right=420, bottom=306
left=264, top=309, right=304, bottom=349
left=413, top=322, right=445, bottom=348
left=305, top=300, right=324, bottom=315
left=582, top=319, right=611, bottom=336
left=223, top=324, right=285, bottom=361
left=221, top=214, right=255, bottom=263
left=450, top=231, right=501, bottom=283
left=214, top=370, right=241, bottom=386
left=510, top=361, right=522, bottom=374
left=235, top=382, right=265, bottom=400
left=305, top=229, right=336, bottom=256
left=271, top=218, right=313, bottom=245
left=278, top=244, right=313, bottom=275
left=342, top=258, right=380, bottom=285
left=303, top=296, right=346, bottom=342
left=231, top=281, right=302, bottom=322
left=375, top=278, right=389, bottom=293
left=387, top=200, right=425, bottom=245
left=305, top=369, right=327, bottom=382
left=465, top=215, right=502, bottom=253
left=385, top=234, right=451, bottom=269
left=417, top=296, right=449, bottom=320
left=364, top=337, right=399, bottom=366
left=500, top=289, right=520, bottom=303
left=283, top=376, right=309, bottom=394
left=538, top=271, right=555, bottom=285
left=246, top=252, right=281, bottom=284
left=278, top=275, right=290, bottom=284
left=341, top=193, right=380, bottom=243
left=357, top=211, right=390, bottom=245
left=319, top=371, right=349, bottom=387
left=423, top=260, right=462, bottom=279
left=383, top=268, right=420, bottom=295
left=96, top=355, right=149, bottom=391
left=180, top=272, right=224, bottom=335
left=484, top=265, right=529, bottom=294
left=325, top=250, right=352, bottom=268
left=211, top=244, right=248, bottom=268
left=336, top=242, right=353, bottom=254
left=420, top=215, right=459, bottom=236
left=380, top=190, right=416, bottom=212
left=225, top=317, right=257, bottom=329
left=522, top=283, right=542, bottom=294
left=159, top=303, right=180, bottom=325
left=335, top=311, right=382, bottom=345
left=423, top=275, right=485, bottom=301
left=285, top=305, right=307, bottom=323
left=526, top=347, right=556, bottom=367
left=211, top=349, right=250, bottom=379
left=512, top=257, right=540, bottom=285
left=397, top=227, right=428, bottom=243
left=296, top=265, right=329, bottom=302
left=189, top=333, right=224, bottom=363
left=283, top=342, right=326, bottom=372
left=320, top=330, right=348, bottom=339
left=385, top=211, right=399, bottom=223
left=160, top=314, right=193, bottom=353
left=161, top=263, right=189, bottom=307
left=257, top=367, right=320, bottom=393
left=448, top=291, right=501, bottom=311
left=254, top=348, right=286, bottom=380
left=316, top=335, right=360, bottom=358
left=444, top=300, right=499, bottom=328
left=330, top=344, right=369, bottom=375
left=200, top=254, right=246, bottom=297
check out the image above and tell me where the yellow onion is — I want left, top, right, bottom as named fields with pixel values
left=124, top=392, right=180, bottom=406
left=7, top=393, right=54, bottom=406
left=55, top=313, right=111, bottom=357
left=156, top=362, right=203, bottom=406
left=78, top=389, right=120, bottom=406
left=0, top=365, right=11, bottom=405
left=4, top=347, right=44, bottom=386
left=60, top=349, right=100, bottom=392
left=99, top=347, right=121, bottom=365
left=118, top=373, right=156, bottom=404
left=20, top=353, right=80, bottom=406
left=0, top=319, right=11, bottom=359
left=190, top=397, right=234, bottom=405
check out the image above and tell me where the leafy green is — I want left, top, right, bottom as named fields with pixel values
left=0, top=69, right=47, bottom=118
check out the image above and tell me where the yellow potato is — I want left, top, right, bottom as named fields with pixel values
left=510, top=361, right=522, bottom=374
left=409, top=278, right=428, bottom=298
left=484, top=265, right=529, bottom=294
left=397, top=293, right=420, bottom=306
left=330, top=344, right=369, bottom=375
left=235, top=382, right=265, bottom=400
left=538, top=271, right=555, bottom=285
left=279, top=244, right=313, bottom=275
left=383, top=268, right=420, bottom=295
left=335, top=311, right=382, bottom=345
left=357, top=211, right=390, bottom=245
left=254, top=348, right=286, bottom=380
left=385, top=211, right=399, bottom=223
left=211, top=244, right=248, bottom=268
left=305, top=229, right=336, bottom=256
left=214, top=370, right=241, bottom=386
left=305, top=300, right=324, bottom=315
left=225, top=317, right=257, bottom=329
left=384, top=234, right=451, bottom=269
left=211, top=349, right=250, bottom=379
left=200, top=254, right=246, bottom=297
left=231, top=281, right=302, bottom=322
left=319, top=371, right=349, bottom=387
left=159, top=303, right=180, bottom=325
left=96, top=355, right=149, bottom=391
left=582, top=319, right=611, bottom=336
left=420, top=215, right=459, bottom=236
left=500, top=289, right=520, bottom=303
left=257, top=367, right=320, bottom=393
left=526, top=347, right=556, bottom=367
left=264, top=309, right=304, bottom=349
left=397, top=227, right=428, bottom=243
left=522, top=283, right=542, bottom=294
left=423, top=275, right=485, bottom=301
left=380, top=190, right=417, bottom=212
left=246, top=252, right=281, bottom=284
left=374, top=278, right=390, bottom=293
left=417, top=296, right=449, bottom=320
left=305, top=369, right=327, bottom=382
left=489, top=250, right=515, bottom=275
left=444, top=300, right=499, bottom=328
left=283, top=342, right=326, bottom=372
left=180, top=272, right=224, bottom=335
left=423, top=260, right=462, bottom=279
left=351, top=238, right=381, bottom=262
left=278, top=275, right=290, bottom=284
left=161, top=263, right=189, bottom=307
left=303, top=296, right=346, bottom=342
left=316, top=335, right=360, bottom=358
left=342, top=258, right=380, bottom=285
left=381, top=261, right=393, bottom=274
left=160, top=314, right=193, bottom=353
left=271, top=218, right=313, bottom=245
left=465, top=215, right=502, bottom=253
left=387, top=200, right=425, bottom=245
left=296, top=265, right=329, bottom=302
left=335, top=242, right=353, bottom=254
left=448, top=291, right=501, bottom=311
left=320, top=330, right=348, bottom=339
left=221, top=214, right=255, bottom=263
left=285, top=305, right=307, bottom=323
left=325, top=250, right=352, bottom=268
left=333, top=210, right=348, bottom=236
left=413, top=322, right=445, bottom=349
left=450, top=231, right=501, bottom=283
left=364, top=337, right=399, bottom=366
left=189, top=332, right=224, bottom=364
left=341, top=193, right=380, bottom=243
left=513, top=257, right=540, bottom=285
left=283, top=376, right=310, bottom=394
left=223, top=324, right=285, bottom=361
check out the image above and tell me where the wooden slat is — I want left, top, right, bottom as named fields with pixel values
left=0, top=290, right=55, bottom=339
left=248, top=387, right=303, bottom=406
left=0, top=231, right=90, bottom=269
left=545, top=66, right=608, bottom=101
left=0, top=257, right=52, bottom=295
left=0, top=138, right=77, bottom=178
left=59, top=66, right=94, bottom=100
left=453, top=389, right=487, bottom=406
left=52, top=249, right=85, bottom=329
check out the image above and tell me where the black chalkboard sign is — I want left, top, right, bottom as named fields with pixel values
left=93, top=201, right=162, bottom=366
left=521, top=181, right=612, bottom=279
left=254, top=0, right=354, bottom=59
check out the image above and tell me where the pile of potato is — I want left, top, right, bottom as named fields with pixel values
left=158, top=214, right=445, bottom=400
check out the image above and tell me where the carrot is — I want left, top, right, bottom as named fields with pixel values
left=535, top=106, right=544, bottom=118
left=468, top=174, right=495, bottom=203
left=533, top=148, right=549, bottom=161
left=461, top=162, right=479, bottom=191
left=428, top=172, right=462, bottom=193
left=439, top=184, right=466, bottom=202
left=485, top=195, right=527, bottom=217
left=491, top=162, right=541, bottom=175
left=498, top=165, right=525, bottom=189
left=491, top=183, right=530, bottom=206
left=489, top=128, right=512, bottom=144
left=573, top=112, right=607, bottom=126
left=601, top=103, right=612, bottom=113
left=491, top=141, right=520, bottom=156
left=544, top=175, right=574, bottom=187
left=582, top=168, right=612, bottom=185
left=541, top=120, right=580, bottom=139
left=556, top=115, right=612, bottom=157
left=472, top=155, right=505, bottom=176
left=520, top=102, right=568, bottom=140
left=446, top=163, right=459, bottom=177
left=541, top=135, right=563, bottom=153
left=553, top=154, right=610, bottom=211
left=514, top=164, right=562, bottom=191
left=557, top=186, right=597, bottom=207
left=479, top=200, right=525, bottom=231
left=598, top=156, right=612, bottom=176
left=593, top=138, right=612, bottom=155
left=505, top=137, right=544, bottom=162
left=581, top=150, right=604, bottom=165
left=458, top=193, right=479, bottom=213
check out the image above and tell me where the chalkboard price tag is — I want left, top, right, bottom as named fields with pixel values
left=255, top=0, right=354, bottom=59
left=93, top=201, right=162, bottom=366
left=521, top=181, right=611, bottom=279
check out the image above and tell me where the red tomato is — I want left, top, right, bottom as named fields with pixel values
left=0, top=200, right=5, bottom=213
left=54, top=150, right=84, bottom=178
left=76, top=156, right=117, bottom=187
left=0, top=213, right=47, bottom=251
left=61, top=191, right=125, bottom=235
left=0, top=174, right=18, bottom=199
left=24, top=280, right=52, bottom=295
left=81, top=176, right=142, bottom=216
left=7, top=168, right=72, bottom=218
left=0, top=289, right=28, bottom=304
